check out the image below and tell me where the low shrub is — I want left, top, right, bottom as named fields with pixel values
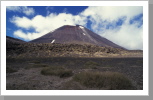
left=84, top=61, right=99, bottom=69
left=61, top=80, right=85, bottom=90
left=41, top=66, right=73, bottom=78
left=73, top=71, right=134, bottom=90
left=26, top=64, right=49, bottom=69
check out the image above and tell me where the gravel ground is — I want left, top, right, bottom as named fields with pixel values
left=6, top=57, right=143, bottom=90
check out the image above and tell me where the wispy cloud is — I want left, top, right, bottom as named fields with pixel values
left=46, top=6, right=54, bottom=15
left=63, top=8, right=68, bottom=13
left=6, top=6, right=20, bottom=11
left=14, top=29, right=45, bottom=40
left=6, top=6, right=35, bottom=16
left=46, top=6, right=54, bottom=10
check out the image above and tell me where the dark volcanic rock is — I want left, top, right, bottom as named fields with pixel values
left=30, top=25, right=124, bottom=49
left=6, top=36, right=26, bottom=56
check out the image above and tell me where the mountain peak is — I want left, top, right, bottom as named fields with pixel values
left=30, top=25, right=124, bottom=49
left=58, top=25, right=85, bottom=30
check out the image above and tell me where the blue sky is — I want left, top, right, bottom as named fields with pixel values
left=6, top=6, right=143, bottom=50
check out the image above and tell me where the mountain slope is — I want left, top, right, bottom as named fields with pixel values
left=30, top=25, right=124, bottom=49
left=6, top=36, right=25, bottom=44
left=6, top=42, right=143, bottom=58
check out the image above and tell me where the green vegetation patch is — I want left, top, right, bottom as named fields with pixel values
left=41, top=66, right=73, bottom=78
left=105, top=65, right=113, bottom=67
left=84, top=61, right=99, bottom=69
left=26, top=64, right=49, bottom=69
left=73, top=71, right=134, bottom=90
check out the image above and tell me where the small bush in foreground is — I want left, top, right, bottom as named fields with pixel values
left=73, top=71, right=134, bottom=90
left=41, top=66, right=73, bottom=78
left=61, top=80, right=85, bottom=90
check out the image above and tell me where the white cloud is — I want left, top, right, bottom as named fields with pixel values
left=11, top=13, right=87, bottom=41
left=10, top=6, right=143, bottom=50
left=6, top=6, right=35, bottom=16
left=80, top=6, right=143, bottom=50
left=10, top=16, right=32, bottom=29
left=14, top=30, right=46, bottom=41
left=81, top=6, right=142, bottom=21
left=101, top=23, right=143, bottom=50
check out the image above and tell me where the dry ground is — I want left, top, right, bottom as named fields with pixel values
left=6, top=57, right=143, bottom=90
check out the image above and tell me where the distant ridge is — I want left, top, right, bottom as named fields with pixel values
left=6, top=36, right=25, bottom=43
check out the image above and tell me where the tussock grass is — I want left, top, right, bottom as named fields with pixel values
left=61, top=80, right=85, bottom=90
left=26, top=64, right=49, bottom=69
left=73, top=71, right=134, bottom=90
left=41, top=66, right=73, bottom=78
left=84, top=61, right=99, bottom=69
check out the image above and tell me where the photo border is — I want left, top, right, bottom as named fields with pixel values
left=1, top=0, right=149, bottom=96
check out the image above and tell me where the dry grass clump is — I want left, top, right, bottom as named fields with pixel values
left=84, top=61, right=99, bottom=69
left=25, top=64, right=49, bottom=69
left=73, top=71, right=134, bottom=90
left=41, top=66, right=73, bottom=78
left=60, top=80, right=85, bottom=90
